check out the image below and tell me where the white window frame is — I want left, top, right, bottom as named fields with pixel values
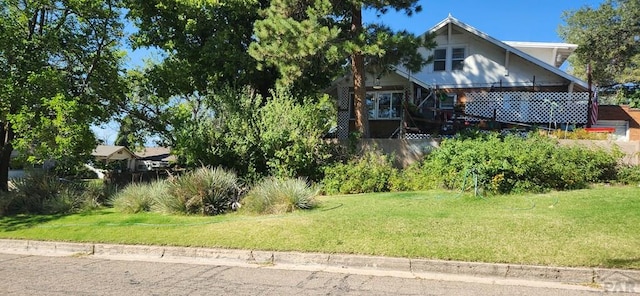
left=440, top=93, right=457, bottom=110
left=451, top=47, right=466, bottom=71
left=433, top=48, right=447, bottom=72
left=431, top=46, right=467, bottom=72
left=350, top=91, right=404, bottom=120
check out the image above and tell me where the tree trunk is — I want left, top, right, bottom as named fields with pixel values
left=351, top=5, right=369, bottom=138
left=0, top=122, right=14, bottom=192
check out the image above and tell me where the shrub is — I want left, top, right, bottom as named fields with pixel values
left=550, top=128, right=609, bottom=140
left=110, top=182, right=162, bottom=214
left=408, top=133, right=620, bottom=194
left=242, top=177, right=318, bottom=214
left=6, top=171, right=83, bottom=215
left=166, top=167, right=241, bottom=215
left=388, top=161, right=440, bottom=192
left=0, top=191, right=16, bottom=217
left=616, top=165, right=640, bottom=185
left=79, top=180, right=116, bottom=210
left=173, top=87, right=337, bottom=183
left=322, top=150, right=397, bottom=195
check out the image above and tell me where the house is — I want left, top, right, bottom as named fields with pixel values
left=91, top=145, right=137, bottom=171
left=327, top=15, right=593, bottom=139
left=91, top=145, right=175, bottom=173
left=135, top=147, right=176, bottom=171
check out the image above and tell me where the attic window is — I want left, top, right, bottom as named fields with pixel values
left=433, top=49, right=446, bottom=71
left=452, top=48, right=465, bottom=71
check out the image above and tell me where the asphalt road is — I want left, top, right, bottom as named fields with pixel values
left=0, top=253, right=607, bottom=296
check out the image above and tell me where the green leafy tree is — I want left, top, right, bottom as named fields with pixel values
left=250, top=0, right=434, bottom=137
left=125, top=0, right=278, bottom=97
left=114, top=115, right=146, bottom=149
left=0, top=0, right=126, bottom=191
left=121, top=0, right=280, bottom=152
left=172, top=87, right=336, bottom=182
left=560, top=0, right=640, bottom=85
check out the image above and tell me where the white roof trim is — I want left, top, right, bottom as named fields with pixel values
left=418, top=15, right=590, bottom=90
left=502, top=41, right=578, bottom=49
left=393, top=67, right=433, bottom=89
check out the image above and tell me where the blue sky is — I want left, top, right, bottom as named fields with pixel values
left=363, top=0, right=602, bottom=42
left=124, top=1, right=604, bottom=68
left=103, top=1, right=605, bottom=144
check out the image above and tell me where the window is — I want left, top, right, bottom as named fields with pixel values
left=452, top=47, right=465, bottom=71
left=351, top=91, right=403, bottom=119
left=440, top=93, right=456, bottom=109
left=433, top=47, right=466, bottom=72
left=433, top=49, right=446, bottom=71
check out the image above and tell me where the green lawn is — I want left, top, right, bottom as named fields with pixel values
left=1, top=185, right=639, bottom=269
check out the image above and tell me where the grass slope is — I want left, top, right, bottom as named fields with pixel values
left=1, top=186, right=639, bottom=269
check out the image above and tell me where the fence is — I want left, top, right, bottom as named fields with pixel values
left=464, top=92, right=589, bottom=125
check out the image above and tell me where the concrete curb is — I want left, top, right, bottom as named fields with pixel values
left=1, top=239, right=638, bottom=286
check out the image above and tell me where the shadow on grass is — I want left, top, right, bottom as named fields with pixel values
left=605, top=258, right=640, bottom=269
left=0, top=214, right=67, bottom=232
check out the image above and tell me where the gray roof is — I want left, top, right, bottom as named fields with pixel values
left=92, top=145, right=137, bottom=159
left=135, top=147, right=176, bottom=162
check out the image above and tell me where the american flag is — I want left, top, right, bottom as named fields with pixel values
left=590, top=89, right=598, bottom=126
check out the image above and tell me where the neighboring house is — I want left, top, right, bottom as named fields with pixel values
left=327, top=15, right=593, bottom=139
left=135, top=147, right=176, bottom=171
left=91, top=145, right=176, bottom=172
left=91, top=145, right=137, bottom=172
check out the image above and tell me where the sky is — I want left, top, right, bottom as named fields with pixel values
left=99, top=0, right=605, bottom=144
left=362, top=0, right=602, bottom=42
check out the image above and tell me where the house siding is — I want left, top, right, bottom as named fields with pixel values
left=598, top=105, right=640, bottom=141
left=414, top=25, right=576, bottom=90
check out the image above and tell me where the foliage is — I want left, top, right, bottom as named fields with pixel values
left=560, top=0, right=640, bottom=85
left=0, top=0, right=126, bottom=191
left=114, top=115, right=147, bottom=149
left=111, top=181, right=166, bottom=214
left=80, top=181, right=117, bottom=210
left=616, top=165, right=640, bottom=185
left=250, top=0, right=434, bottom=136
left=322, top=149, right=397, bottom=195
left=173, top=87, right=337, bottom=183
left=125, top=0, right=276, bottom=95
left=122, top=0, right=280, bottom=148
left=242, top=177, right=319, bottom=214
left=549, top=128, right=610, bottom=140
left=395, top=133, right=620, bottom=194
left=2, top=171, right=86, bottom=215
left=388, top=162, right=439, bottom=192
left=166, top=167, right=241, bottom=215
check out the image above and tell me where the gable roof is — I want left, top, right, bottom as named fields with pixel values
left=135, top=147, right=176, bottom=162
left=92, top=145, right=137, bottom=160
left=415, top=15, right=589, bottom=90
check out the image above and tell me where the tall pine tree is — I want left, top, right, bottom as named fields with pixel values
left=250, top=0, right=433, bottom=138
left=560, top=0, right=640, bottom=85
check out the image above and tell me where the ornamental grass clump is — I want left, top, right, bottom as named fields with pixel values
left=6, top=171, right=85, bottom=215
left=110, top=181, right=166, bottom=214
left=166, top=167, right=241, bottom=215
left=242, top=177, right=319, bottom=214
